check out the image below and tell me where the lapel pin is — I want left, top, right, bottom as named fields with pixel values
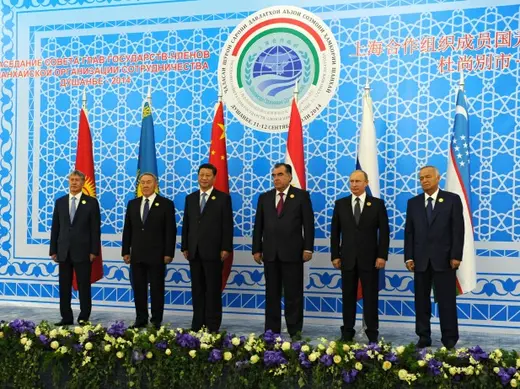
left=155, top=203, right=159, bottom=207
left=366, top=202, right=372, bottom=206
left=438, top=198, right=444, bottom=203
left=81, top=200, right=86, bottom=205
left=211, top=196, right=216, bottom=200
left=289, top=194, right=295, bottom=199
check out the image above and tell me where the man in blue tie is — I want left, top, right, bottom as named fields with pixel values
left=50, top=170, right=101, bottom=326
left=404, top=166, right=464, bottom=349
left=181, top=163, right=233, bottom=332
left=122, top=173, right=176, bottom=329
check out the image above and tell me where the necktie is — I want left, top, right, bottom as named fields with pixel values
left=426, top=197, right=433, bottom=224
left=143, top=198, right=150, bottom=223
left=70, top=196, right=76, bottom=224
left=354, top=197, right=361, bottom=225
left=200, top=192, right=207, bottom=212
left=276, top=192, right=284, bottom=216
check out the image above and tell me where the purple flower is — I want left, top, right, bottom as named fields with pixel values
left=497, top=367, right=517, bottom=386
left=354, top=349, right=369, bottom=361
left=299, top=352, right=312, bottom=369
left=132, top=350, right=144, bottom=362
left=176, top=333, right=200, bottom=349
left=223, top=334, right=234, bottom=349
left=208, top=349, right=222, bottom=363
left=9, top=319, right=36, bottom=334
left=427, top=359, right=442, bottom=376
left=291, top=342, right=302, bottom=352
left=264, top=350, right=287, bottom=367
left=155, top=341, right=168, bottom=351
left=366, top=343, right=382, bottom=353
left=320, top=354, right=333, bottom=367
left=107, top=321, right=127, bottom=338
left=38, top=335, right=49, bottom=346
left=384, top=352, right=398, bottom=363
left=342, top=369, right=358, bottom=384
left=263, top=330, right=280, bottom=346
left=73, top=343, right=83, bottom=352
left=468, top=345, right=488, bottom=361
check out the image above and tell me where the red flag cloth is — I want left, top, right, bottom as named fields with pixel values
left=72, top=107, right=103, bottom=290
left=285, top=98, right=306, bottom=189
left=208, top=102, right=233, bottom=291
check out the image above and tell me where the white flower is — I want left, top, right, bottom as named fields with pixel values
left=116, top=351, right=124, bottom=359
left=418, top=360, right=426, bottom=367
left=146, top=351, right=153, bottom=359
left=494, top=367, right=501, bottom=374
left=440, top=347, right=447, bottom=352
left=104, top=345, right=111, bottom=352
left=494, top=349, right=503, bottom=358
left=223, top=351, right=233, bottom=361
left=449, top=367, right=457, bottom=376
left=49, top=329, right=58, bottom=338
left=301, top=345, right=310, bottom=353
left=318, top=344, right=326, bottom=351
left=189, top=350, right=196, bottom=358
left=244, top=345, right=252, bottom=352
left=275, top=336, right=282, bottom=343
left=511, top=378, right=518, bottom=388
left=355, top=362, right=363, bottom=371
left=250, top=355, right=259, bottom=364
left=20, top=337, right=27, bottom=345
left=60, top=346, right=68, bottom=354
left=308, top=353, right=318, bottom=362
left=50, top=341, right=59, bottom=350
left=425, top=353, right=432, bottom=361
left=326, top=347, right=334, bottom=355
left=382, top=361, right=392, bottom=371
left=333, top=355, right=342, bottom=364
left=231, top=337, right=241, bottom=346
left=165, top=348, right=172, bottom=356
left=281, top=342, right=291, bottom=351
left=148, top=334, right=156, bottom=343
left=35, top=327, right=41, bottom=336
left=343, top=344, right=350, bottom=352
left=395, top=346, right=405, bottom=355
left=517, top=359, right=520, bottom=368
left=85, top=342, right=93, bottom=351
left=398, top=369, right=408, bottom=380
left=329, top=341, right=337, bottom=349
left=74, top=327, right=83, bottom=335
left=26, top=339, right=32, bottom=347
left=200, top=343, right=210, bottom=350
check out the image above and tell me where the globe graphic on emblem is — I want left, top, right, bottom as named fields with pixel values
left=252, top=45, right=303, bottom=97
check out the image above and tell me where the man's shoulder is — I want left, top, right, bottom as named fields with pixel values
left=335, top=194, right=351, bottom=205
left=439, top=189, right=460, bottom=200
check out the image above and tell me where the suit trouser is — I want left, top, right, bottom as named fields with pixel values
left=341, top=264, right=379, bottom=341
left=189, top=256, right=223, bottom=332
left=59, top=257, right=92, bottom=322
left=264, top=258, right=304, bottom=336
left=131, top=262, right=166, bottom=325
left=414, top=263, right=459, bottom=344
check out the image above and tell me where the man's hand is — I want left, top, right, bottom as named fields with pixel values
left=375, top=258, right=386, bottom=269
left=183, top=251, right=189, bottom=260
left=164, top=256, right=173, bottom=264
left=221, top=251, right=230, bottom=262
left=89, top=254, right=96, bottom=263
left=332, top=258, right=341, bottom=269
left=450, top=259, right=461, bottom=270
left=51, top=254, right=58, bottom=263
left=123, top=255, right=131, bottom=264
left=253, top=252, right=263, bottom=264
left=405, top=260, right=415, bottom=272
left=303, top=251, right=313, bottom=262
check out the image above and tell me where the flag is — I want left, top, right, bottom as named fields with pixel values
left=136, top=101, right=159, bottom=195
left=208, top=101, right=233, bottom=291
left=446, top=87, right=477, bottom=295
left=355, top=85, right=385, bottom=299
left=73, top=104, right=103, bottom=289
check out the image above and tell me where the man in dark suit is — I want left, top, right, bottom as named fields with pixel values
left=405, top=165, right=464, bottom=349
left=50, top=170, right=101, bottom=326
left=330, top=170, right=389, bottom=343
left=181, top=163, right=233, bottom=333
left=252, top=163, right=315, bottom=340
left=122, top=173, right=176, bottom=329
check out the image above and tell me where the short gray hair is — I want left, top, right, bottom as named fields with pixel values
left=419, top=165, right=440, bottom=177
left=139, top=172, right=158, bottom=182
left=351, top=169, right=368, bottom=181
left=69, top=170, right=85, bottom=181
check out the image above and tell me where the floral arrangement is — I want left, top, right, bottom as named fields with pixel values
left=0, top=319, right=518, bottom=388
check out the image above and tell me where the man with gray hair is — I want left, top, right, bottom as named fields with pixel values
left=50, top=170, right=101, bottom=326
left=122, top=172, right=176, bottom=329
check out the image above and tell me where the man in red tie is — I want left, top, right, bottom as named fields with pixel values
left=252, top=163, right=315, bottom=340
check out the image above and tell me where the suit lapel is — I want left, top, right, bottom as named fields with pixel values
left=429, top=190, right=444, bottom=226
left=279, top=187, right=294, bottom=218
left=145, top=195, right=161, bottom=224
left=358, top=195, right=371, bottom=225
left=344, top=195, right=355, bottom=224
left=200, top=190, right=214, bottom=217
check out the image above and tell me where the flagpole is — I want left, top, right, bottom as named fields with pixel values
left=147, top=86, right=152, bottom=106
left=459, top=70, right=465, bottom=91
left=82, top=90, right=87, bottom=111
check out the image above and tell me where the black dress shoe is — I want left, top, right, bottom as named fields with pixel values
left=341, top=335, right=354, bottom=342
left=442, top=341, right=457, bottom=350
left=368, top=338, right=378, bottom=344
left=290, top=332, right=302, bottom=342
left=151, top=322, right=161, bottom=330
left=55, top=320, right=73, bottom=326
left=77, top=320, right=89, bottom=327
left=416, top=338, right=432, bottom=348
left=129, top=321, right=147, bottom=329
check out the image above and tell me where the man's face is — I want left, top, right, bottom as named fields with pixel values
left=69, top=174, right=84, bottom=195
left=272, top=166, right=292, bottom=191
left=198, top=168, right=216, bottom=191
left=140, top=174, right=157, bottom=197
left=419, top=167, right=440, bottom=194
left=349, top=171, right=368, bottom=197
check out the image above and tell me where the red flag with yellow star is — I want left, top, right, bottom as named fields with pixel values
left=209, top=101, right=233, bottom=291
left=73, top=107, right=103, bottom=289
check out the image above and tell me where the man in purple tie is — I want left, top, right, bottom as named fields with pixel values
left=252, top=163, right=315, bottom=341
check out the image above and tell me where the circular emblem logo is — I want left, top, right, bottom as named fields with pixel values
left=219, top=6, right=340, bottom=133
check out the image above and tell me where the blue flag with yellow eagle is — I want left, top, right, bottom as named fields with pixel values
left=136, top=101, right=159, bottom=196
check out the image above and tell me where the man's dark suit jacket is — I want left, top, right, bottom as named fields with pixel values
left=49, top=194, right=101, bottom=262
left=330, top=195, right=390, bottom=270
left=121, top=195, right=176, bottom=263
left=404, top=189, right=464, bottom=272
left=181, top=189, right=233, bottom=261
left=252, top=186, right=314, bottom=261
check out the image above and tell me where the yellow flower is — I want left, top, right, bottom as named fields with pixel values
left=418, top=360, right=426, bottom=367
left=301, top=345, right=310, bottom=353
left=449, top=367, right=457, bottom=376
left=60, top=346, right=68, bottom=354
left=511, top=378, right=518, bottom=388
left=308, top=353, right=318, bottom=362
left=49, top=329, right=58, bottom=338
left=224, top=351, right=233, bottom=361
left=250, top=355, right=260, bottom=364
left=281, top=341, right=291, bottom=351
left=329, top=341, right=337, bottom=349
left=85, top=342, right=93, bottom=351
left=35, top=327, right=41, bottom=336
left=0, top=332, right=4, bottom=339
left=116, top=351, right=124, bottom=359
left=50, top=341, right=59, bottom=350
left=333, top=355, right=342, bottom=364
left=164, top=348, right=171, bottom=356
left=148, top=334, right=156, bottom=343
left=326, top=347, right=334, bottom=355
left=74, top=326, right=83, bottom=335
left=146, top=352, right=153, bottom=359
left=494, top=367, right=501, bottom=374
left=189, top=350, right=196, bottom=358
left=383, top=361, right=392, bottom=371
left=355, top=362, right=363, bottom=371
left=82, top=356, right=91, bottom=366
left=395, top=346, right=405, bottom=355
left=494, top=349, right=503, bottom=358
left=104, top=345, right=111, bottom=352
left=232, top=337, right=241, bottom=346
left=20, top=337, right=27, bottom=345
left=343, top=344, right=350, bottom=352
left=398, top=369, right=408, bottom=380
left=318, top=344, right=326, bottom=351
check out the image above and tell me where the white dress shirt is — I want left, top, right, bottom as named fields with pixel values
left=69, top=192, right=83, bottom=214
left=275, top=186, right=290, bottom=207
left=351, top=191, right=367, bottom=213
left=140, top=193, right=157, bottom=220
left=200, top=187, right=214, bottom=208
left=424, top=188, right=440, bottom=209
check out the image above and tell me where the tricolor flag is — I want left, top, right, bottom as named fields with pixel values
left=136, top=97, right=159, bottom=196
left=208, top=100, right=233, bottom=291
left=355, top=83, right=385, bottom=299
left=73, top=93, right=103, bottom=289
left=446, top=83, right=477, bottom=295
